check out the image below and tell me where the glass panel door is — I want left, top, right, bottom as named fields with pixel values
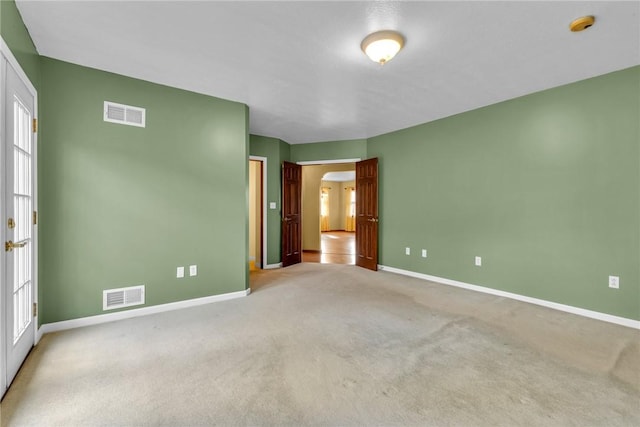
left=3, top=58, right=36, bottom=390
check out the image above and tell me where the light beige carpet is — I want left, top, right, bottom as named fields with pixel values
left=1, top=263, right=639, bottom=426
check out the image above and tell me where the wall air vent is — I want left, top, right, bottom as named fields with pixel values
left=103, top=285, right=145, bottom=311
left=104, top=101, right=146, bottom=128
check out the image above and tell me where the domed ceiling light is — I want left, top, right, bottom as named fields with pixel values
left=361, top=30, right=405, bottom=65
left=569, top=15, right=595, bottom=32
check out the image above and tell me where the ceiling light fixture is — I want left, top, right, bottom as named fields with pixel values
left=569, top=15, right=595, bottom=32
left=361, top=30, right=405, bottom=65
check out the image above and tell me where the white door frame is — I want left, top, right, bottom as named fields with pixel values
left=1, top=36, right=39, bottom=398
left=249, top=156, right=267, bottom=270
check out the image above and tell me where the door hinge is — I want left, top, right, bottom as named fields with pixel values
left=33, top=210, right=38, bottom=225
left=33, top=118, right=38, bottom=133
left=33, top=302, right=38, bottom=317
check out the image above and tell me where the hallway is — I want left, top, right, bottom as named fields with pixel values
left=303, top=231, right=355, bottom=265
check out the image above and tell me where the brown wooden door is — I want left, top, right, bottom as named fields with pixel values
left=356, top=158, right=378, bottom=271
left=282, top=161, right=302, bottom=267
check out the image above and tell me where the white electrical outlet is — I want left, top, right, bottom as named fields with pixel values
left=475, top=256, right=482, bottom=266
left=176, top=266, right=185, bottom=278
left=608, top=275, right=619, bottom=289
left=269, top=202, right=277, bottom=209
left=405, top=247, right=411, bottom=255
left=421, top=249, right=427, bottom=258
left=189, top=265, right=198, bottom=277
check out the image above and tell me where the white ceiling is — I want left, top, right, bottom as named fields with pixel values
left=322, top=171, right=356, bottom=182
left=16, top=1, right=640, bottom=144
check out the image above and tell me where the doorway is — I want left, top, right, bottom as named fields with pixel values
left=304, top=169, right=356, bottom=264
left=248, top=157, right=266, bottom=271
left=300, top=164, right=356, bottom=265
left=1, top=41, right=39, bottom=398
left=279, top=157, right=379, bottom=271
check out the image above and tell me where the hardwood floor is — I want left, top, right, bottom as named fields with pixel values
left=303, top=231, right=355, bottom=265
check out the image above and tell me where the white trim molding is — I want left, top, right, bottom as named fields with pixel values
left=378, top=265, right=640, bottom=330
left=296, top=158, right=361, bottom=165
left=264, top=262, right=283, bottom=270
left=37, top=289, right=250, bottom=338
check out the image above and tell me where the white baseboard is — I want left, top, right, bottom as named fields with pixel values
left=37, top=289, right=250, bottom=338
left=378, top=265, right=640, bottom=330
left=264, top=263, right=283, bottom=270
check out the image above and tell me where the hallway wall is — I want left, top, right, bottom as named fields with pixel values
left=249, top=135, right=290, bottom=266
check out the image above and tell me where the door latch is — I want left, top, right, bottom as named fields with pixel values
left=5, top=240, right=27, bottom=252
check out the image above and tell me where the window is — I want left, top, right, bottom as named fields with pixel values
left=321, top=187, right=330, bottom=217
left=345, top=187, right=356, bottom=232
left=349, top=188, right=356, bottom=217
left=321, top=187, right=331, bottom=231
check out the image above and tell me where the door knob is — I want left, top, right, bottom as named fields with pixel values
left=5, top=240, right=27, bottom=252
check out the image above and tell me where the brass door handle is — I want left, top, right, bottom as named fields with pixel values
left=5, top=240, right=27, bottom=252
left=283, top=217, right=291, bottom=221
left=367, top=218, right=379, bottom=222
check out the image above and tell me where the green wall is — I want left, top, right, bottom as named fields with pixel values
left=368, top=66, right=640, bottom=320
left=0, top=0, right=40, bottom=88
left=290, top=139, right=366, bottom=163
left=279, top=139, right=291, bottom=165
left=39, top=58, right=249, bottom=323
left=249, top=134, right=291, bottom=266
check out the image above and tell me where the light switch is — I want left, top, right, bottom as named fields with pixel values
left=176, top=267, right=185, bottom=278
left=421, top=249, right=427, bottom=258
left=405, top=247, right=411, bottom=255
left=269, top=202, right=277, bottom=209
left=189, top=265, right=198, bottom=276
left=475, top=256, right=482, bottom=266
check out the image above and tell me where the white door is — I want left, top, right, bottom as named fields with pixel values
left=2, top=55, right=37, bottom=391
